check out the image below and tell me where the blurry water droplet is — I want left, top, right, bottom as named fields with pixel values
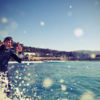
left=43, top=78, right=53, bottom=88
left=59, top=79, right=64, bottom=83
left=69, top=5, right=72, bottom=8
left=61, top=85, right=67, bottom=91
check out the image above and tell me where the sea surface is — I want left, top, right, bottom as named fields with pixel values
left=0, top=61, right=100, bottom=100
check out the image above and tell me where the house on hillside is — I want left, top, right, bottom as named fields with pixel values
left=96, top=55, right=100, bottom=60
left=24, top=52, right=36, bottom=56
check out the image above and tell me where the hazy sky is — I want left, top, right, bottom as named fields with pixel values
left=0, top=0, right=100, bottom=51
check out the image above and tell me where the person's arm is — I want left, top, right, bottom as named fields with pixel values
left=0, top=45, right=5, bottom=50
left=10, top=51, right=22, bottom=63
left=10, top=42, right=23, bottom=63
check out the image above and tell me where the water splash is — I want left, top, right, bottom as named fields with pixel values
left=0, top=72, right=11, bottom=100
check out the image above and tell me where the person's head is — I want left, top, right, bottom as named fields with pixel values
left=3, top=37, right=13, bottom=49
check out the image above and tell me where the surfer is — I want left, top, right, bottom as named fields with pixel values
left=0, top=36, right=23, bottom=97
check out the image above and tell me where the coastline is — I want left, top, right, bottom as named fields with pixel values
left=8, top=60, right=98, bottom=64
left=9, top=61, right=43, bottom=64
left=9, top=60, right=69, bottom=64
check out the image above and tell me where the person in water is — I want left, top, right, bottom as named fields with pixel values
left=0, top=36, right=23, bottom=97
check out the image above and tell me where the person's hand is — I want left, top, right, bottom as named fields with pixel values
left=16, top=42, right=22, bottom=53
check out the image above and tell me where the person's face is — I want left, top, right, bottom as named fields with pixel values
left=4, top=40, right=13, bottom=49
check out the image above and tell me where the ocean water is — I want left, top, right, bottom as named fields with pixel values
left=0, top=61, right=100, bottom=100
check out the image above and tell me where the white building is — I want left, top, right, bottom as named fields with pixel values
left=24, top=52, right=36, bottom=56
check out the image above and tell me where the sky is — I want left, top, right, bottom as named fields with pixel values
left=0, top=0, right=100, bottom=51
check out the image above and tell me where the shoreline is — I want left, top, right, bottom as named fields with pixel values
left=9, top=60, right=69, bottom=64
left=9, top=61, right=43, bottom=64
left=9, top=60, right=99, bottom=64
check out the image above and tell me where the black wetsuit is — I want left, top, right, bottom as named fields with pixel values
left=0, top=45, right=22, bottom=72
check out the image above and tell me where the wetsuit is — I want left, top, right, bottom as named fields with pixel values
left=0, top=45, right=22, bottom=72
left=0, top=45, right=22, bottom=97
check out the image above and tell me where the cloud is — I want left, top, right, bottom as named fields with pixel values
left=40, top=21, right=45, bottom=26
left=74, top=28, right=84, bottom=38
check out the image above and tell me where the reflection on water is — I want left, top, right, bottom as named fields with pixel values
left=0, top=61, right=100, bottom=100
